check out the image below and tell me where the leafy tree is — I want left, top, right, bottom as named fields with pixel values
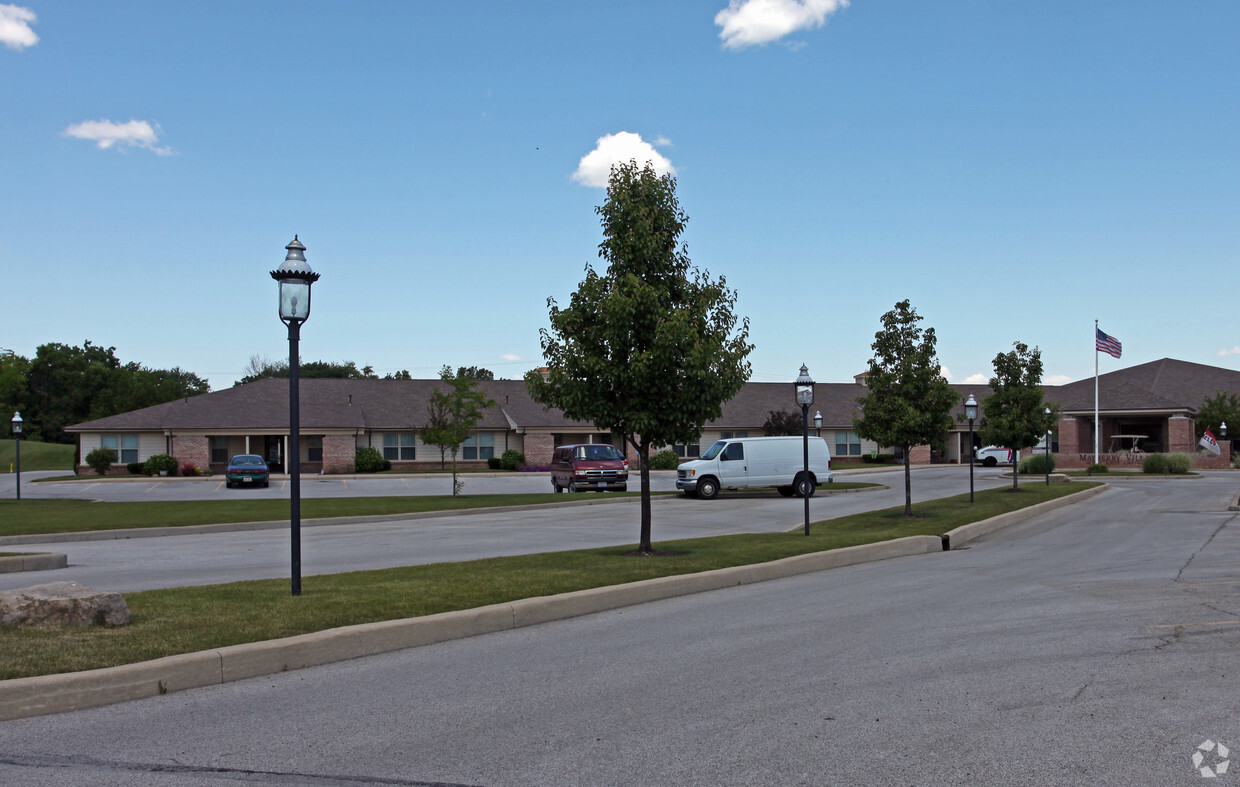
left=0, top=349, right=30, bottom=426
left=526, top=160, right=753, bottom=552
left=455, top=366, right=494, bottom=381
left=420, top=375, right=495, bottom=494
left=762, top=410, right=803, bottom=436
left=386, top=369, right=413, bottom=380
left=238, top=355, right=379, bottom=384
left=854, top=300, right=958, bottom=515
left=979, top=341, right=1054, bottom=491
left=1195, top=390, right=1240, bottom=441
left=24, top=341, right=123, bottom=443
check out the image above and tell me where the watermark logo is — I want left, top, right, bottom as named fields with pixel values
left=1193, top=740, right=1230, bottom=778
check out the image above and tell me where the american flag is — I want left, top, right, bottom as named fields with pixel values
left=1096, top=328, right=1122, bottom=359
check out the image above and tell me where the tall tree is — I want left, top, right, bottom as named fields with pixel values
left=0, top=349, right=30, bottom=428
left=1195, top=390, right=1240, bottom=441
left=455, top=366, right=494, bottom=381
left=854, top=300, right=957, bottom=515
left=237, top=356, right=379, bottom=384
left=526, top=160, right=753, bottom=553
left=763, top=410, right=803, bottom=436
left=420, top=374, right=495, bottom=494
left=980, top=341, right=1054, bottom=490
left=24, top=341, right=122, bottom=443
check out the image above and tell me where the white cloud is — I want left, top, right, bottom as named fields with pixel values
left=571, top=131, right=676, bottom=188
left=715, top=0, right=848, bottom=50
left=500, top=353, right=525, bottom=362
left=63, top=119, right=176, bottom=156
left=1045, top=374, right=1074, bottom=385
left=1218, top=347, right=1240, bottom=357
left=940, top=366, right=952, bottom=381
left=0, top=4, right=37, bottom=50
left=652, top=135, right=673, bottom=148
left=962, top=373, right=989, bottom=385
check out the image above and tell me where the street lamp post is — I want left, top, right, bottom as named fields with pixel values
left=270, top=236, right=320, bottom=596
left=964, top=395, right=977, bottom=503
left=11, top=412, right=22, bottom=501
left=1044, top=407, right=1052, bottom=486
left=1222, top=422, right=1228, bottom=441
left=795, top=365, right=815, bottom=536
left=814, top=410, right=822, bottom=438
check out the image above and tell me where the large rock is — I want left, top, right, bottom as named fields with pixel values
left=0, top=581, right=131, bottom=627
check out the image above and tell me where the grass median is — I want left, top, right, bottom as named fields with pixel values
left=0, top=481, right=1097, bottom=680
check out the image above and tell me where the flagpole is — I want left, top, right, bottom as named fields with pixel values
left=1094, top=319, right=1100, bottom=464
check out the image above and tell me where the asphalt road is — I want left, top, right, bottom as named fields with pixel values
left=0, top=466, right=1001, bottom=593
left=0, top=474, right=1236, bottom=785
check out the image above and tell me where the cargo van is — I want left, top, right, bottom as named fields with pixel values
left=676, top=436, right=832, bottom=499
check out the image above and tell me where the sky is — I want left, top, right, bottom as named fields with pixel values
left=2, top=1, right=1238, bottom=392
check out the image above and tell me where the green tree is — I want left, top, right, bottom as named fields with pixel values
left=526, top=160, right=753, bottom=553
left=0, top=349, right=30, bottom=426
left=1195, top=390, right=1240, bottom=441
left=762, top=410, right=803, bottom=436
left=979, top=341, right=1054, bottom=491
left=237, top=355, right=379, bottom=384
left=455, top=366, right=494, bottom=380
left=420, top=375, right=495, bottom=494
left=24, top=341, right=123, bottom=443
left=854, top=300, right=958, bottom=515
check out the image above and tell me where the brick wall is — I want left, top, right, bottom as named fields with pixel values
left=524, top=433, right=556, bottom=466
left=171, top=435, right=209, bottom=471
left=322, top=434, right=355, bottom=473
left=1168, top=416, right=1195, bottom=454
left=1193, top=440, right=1232, bottom=470
left=908, top=444, right=931, bottom=464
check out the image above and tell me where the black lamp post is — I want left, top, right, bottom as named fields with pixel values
left=964, top=394, right=977, bottom=503
left=1222, top=422, right=1228, bottom=440
left=1044, top=407, right=1052, bottom=486
left=11, top=412, right=22, bottom=501
left=814, top=410, right=822, bottom=438
left=270, top=236, right=320, bottom=596
left=795, top=364, right=815, bottom=535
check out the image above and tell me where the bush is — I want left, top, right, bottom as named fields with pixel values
left=180, top=462, right=198, bottom=476
left=86, top=447, right=118, bottom=476
left=1086, top=463, right=1109, bottom=475
left=354, top=446, right=390, bottom=473
left=500, top=449, right=526, bottom=471
left=862, top=453, right=896, bottom=464
left=1166, top=453, right=1192, bottom=474
left=1142, top=453, right=1168, bottom=474
left=650, top=449, right=680, bottom=470
left=144, top=453, right=178, bottom=476
left=1019, top=454, right=1056, bottom=475
left=126, top=462, right=145, bottom=475
left=487, top=457, right=502, bottom=470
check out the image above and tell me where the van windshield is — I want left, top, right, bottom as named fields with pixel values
left=574, top=445, right=623, bottom=461
left=700, top=441, right=726, bottom=460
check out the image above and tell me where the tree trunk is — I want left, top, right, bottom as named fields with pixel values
left=638, top=438, right=652, bottom=553
left=903, top=446, right=912, bottom=516
left=1012, top=452, right=1019, bottom=491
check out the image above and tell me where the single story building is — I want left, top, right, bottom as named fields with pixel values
left=65, top=358, right=1237, bottom=474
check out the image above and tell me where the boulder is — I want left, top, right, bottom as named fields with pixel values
left=0, top=581, right=131, bottom=627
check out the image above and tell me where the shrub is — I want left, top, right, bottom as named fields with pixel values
left=1086, top=462, right=1109, bottom=475
left=500, top=449, right=526, bottom=471
left=86, top=447, right=118, bottom=476
left=354, top=446, right=390, bottom=473
left=1166, top=453, right=1192, bottom=474
left=1142, top=453, right=1168, bottom=474
left=180, top=461, right=199, bottom=477
left=126, top=462, right=145, bottom=475
left=1019, top=454, right=1056, bottom=475
left=862, top=453, right=896, bottom=464
left=650, top=449, right=680, bottom=470
left=144, top=454, right=178, bottom=475
left=487, top=457, right=502, bottom=469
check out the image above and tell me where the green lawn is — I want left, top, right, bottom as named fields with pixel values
left=0, top=481, right=1097, bottom=679
left=0, top=439, right=75, bottom=472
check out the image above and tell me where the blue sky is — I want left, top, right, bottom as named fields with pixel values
left=2, top=1, right=1237, bottom=391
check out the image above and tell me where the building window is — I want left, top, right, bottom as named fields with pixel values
left=462, top=432, right=494, bottom=460
left=720, top=431, right=748, bottom=440
left=210, top=437, right=228, bottom=464
left=382, top=432, right=416, bottom=461
left=307, top=436, right=323, bottom=462
left=101, top=434, right=138, bottom=464
left=834, top=431, right=861, bottom=456
left=673, top=441, right=700, bottom=458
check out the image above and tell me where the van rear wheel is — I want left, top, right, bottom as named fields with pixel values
left=777, top=486, right=794, bottom=497
left=794, top=473, right=816, bottom=498
left=697, top=477, right=719, bottom=500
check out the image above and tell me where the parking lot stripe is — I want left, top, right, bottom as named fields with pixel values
left=1143, top=620, right=1240, bottom=629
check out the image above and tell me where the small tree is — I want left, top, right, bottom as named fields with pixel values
left=854, top=300, right=957, bottom=516
left=1195, top=390, right=1240, bottom=441
left=420, top=373, right=495, bottom=495
left=763, top=410, right=803, bottom=436
left=86, top=447, right=118, bottom=476
left=527, top=160, right=752, bottom=553
left=980, top=341, right=1054, bottom=491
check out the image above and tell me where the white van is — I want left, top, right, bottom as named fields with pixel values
left=676, top=436, right=832, bottom=499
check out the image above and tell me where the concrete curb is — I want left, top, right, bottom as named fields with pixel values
left=0, top=535, right=941, bottom=721
left=0, top=552, right=68, bottom=573
left=942, top=483, right=1109, bottom=549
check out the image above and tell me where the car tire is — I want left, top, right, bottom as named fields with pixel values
left=983, top=457, right=998, bottom=467
left=552, top=481, right=562, bottom=493
left=777, top=486, right=795, bottom=497
left=616, top=484, right=628, bottom=492
left=794, top=472, right=815, bottom=498
left=262, top=481, right=268, bottom=488
left=568, top=481, right=580, bottom=493
left=225, top=481, right=232, bottom=489
left=697, top=477, right=719, bottom=500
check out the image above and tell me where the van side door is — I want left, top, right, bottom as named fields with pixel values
left=717, top=441, right=747, bottom=488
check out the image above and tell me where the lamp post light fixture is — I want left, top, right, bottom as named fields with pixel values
left=964, top=394, right=977, bottom=503
left=1045, top=407, right=1052, bottom=486
left=814, top=410, right=822, bottom=438
left=11, top=412, right=22, bottom=501
left=1222, top=422, right=1228, bottom=440
left=270, top=236, right=320, bottom=597
left=795, top=364, right=815, bottom=536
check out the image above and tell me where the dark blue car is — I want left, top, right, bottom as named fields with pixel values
left=225, top=454, right=269, bottom=488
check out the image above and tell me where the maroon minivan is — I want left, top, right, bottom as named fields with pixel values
left=550, top=444, right=629, bottom=493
